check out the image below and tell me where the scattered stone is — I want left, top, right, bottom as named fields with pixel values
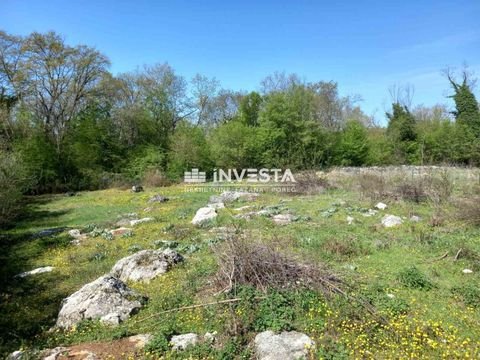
left=254, top=331, right=315, bottom=360
left=131, top=185, right=144, bottom=193
left=191, top=207, right=217, bottom=225
left=68, top=229, right=87, bottom=244
left=204, top=331, right=217, bottom=344
left=344, top=264, right=357, bottom=271
left=143, top=207, right=153, bottom=213
left=207, top=202, right=225, bottom=209
left=272, top=214, right=296, bottom=225
left=110, top=227, right=133, bottom=237
left=410, top=215, right=421, bottom=222
left=170, top=333, right=199, bottom=351
left=56, top=275, right=146, bottom=328
left=362, top=209, right=378, bottom=217
left=129, top=217, right=154, bottom=226
left=209, top=191, right=259, bottom=204
left=386, top=293, right=395, bottom=299
left=463, top=269, right=473, bottom=274
left=381, top=215, right=403, bottom=228
left=148, top=194, right=169, bottom=203
left=40, top=347, right=69, bottom=360
left=100, top=313, right=122, bottom=326
left=6, top=350, right=24, bottom=360
left=375, top=202, right=388, bottom=210
left=110, top=249, right=183, bottom=283
left=15, top=266, right=54, bottom=278
left=128, top=334, right=154, bottom=349
left=346, top=216, right=355, bottom=225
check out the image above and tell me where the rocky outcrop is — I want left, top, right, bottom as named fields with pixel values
left=254, top=331, right=315, bottom=360
left=56, top=275, right=146, bottom=328
left=110, top=249, right=183, bottom=283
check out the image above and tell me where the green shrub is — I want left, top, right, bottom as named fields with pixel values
left=397, top=266, right=433, bottom=290
left=452, top=284, right=480, bottom=308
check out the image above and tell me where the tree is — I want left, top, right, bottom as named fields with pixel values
left=335, top=120, right=369, bottom=166
left=386, top=103, right=418, bottom=164
left=239, top=91, right=262, bottom=127
left=167, top=121, right=212, bottom=179
left=446, top=69, right=480, bottom=136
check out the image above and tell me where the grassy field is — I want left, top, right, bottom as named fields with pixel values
left=1, top=168, right=480, bottom=359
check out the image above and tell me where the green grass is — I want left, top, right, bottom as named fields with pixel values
left=1, top=183, right=480, bottom=358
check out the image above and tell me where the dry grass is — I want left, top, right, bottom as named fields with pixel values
left=456, top=197, right=480, bottom=226
left=293, top=171, right=331, bottom=195
left=213, top=234, right=343, bottom=296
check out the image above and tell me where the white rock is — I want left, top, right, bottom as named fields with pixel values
left=41, top=347, right=69, bottom=360
left=463, top=269, right=473, bottom=274
left=204, top=331, right=217, bottom=343
left=55, top=275, right=146, bottom=328
left=191, top=207, right=217, bottom=225
left=386, top=293, right=395, bottom=299
left=110, top=249, right=183, bottom=282
left=381, top=215, right=403, bottom=228
left=346, top=216, right=354, bottom=225
left=171, top=333, right=199, bottom=350
left=6, top=350, right=24, bottom=360
left=362, top=209, right=378, bottom=217
left=254, top=331, right=315, bottom=360
left=130, top=217, right=154, bottom=226
left=410, top=215, right=421, bottom=222
left=375, top=202, right=388, bottom=210
left=15, top=266, right=54, bottom=278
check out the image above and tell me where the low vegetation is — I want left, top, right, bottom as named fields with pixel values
left=0, top=167, right=479, bottom=358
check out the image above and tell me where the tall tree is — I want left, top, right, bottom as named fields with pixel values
left=386, top=103, right=418, bottom=164
left=446, top=69, right=480, bottom=136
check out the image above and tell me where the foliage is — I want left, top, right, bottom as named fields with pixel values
left=397, top=266, right=433, bottom=290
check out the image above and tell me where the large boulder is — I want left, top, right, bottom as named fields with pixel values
left=56, top=275, right=146, bottom=328
left=254, top=331, right=315, bottom=360
left=191, top=207, right=217, bottom=225
left=110, top=249, right=183, bottom=283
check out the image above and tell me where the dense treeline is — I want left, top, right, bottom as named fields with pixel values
left=0, top=30, right=479, bottom=216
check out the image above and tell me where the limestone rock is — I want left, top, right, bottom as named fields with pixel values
left=191, top=207, right=217, bottom=225
left=171, top=333, right=199, bottom=350
left=254, top=331, right=315, bottom=360
left=56, top=275, right=146, bottom=328
left=15, top=266, right=54, bottom=278
left=110, top=249, right=183, bottom=283
left=381, top=215, right=403, bottom=228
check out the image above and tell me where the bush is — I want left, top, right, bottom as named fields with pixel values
left=294, top=171, right=331, bottom=194
left=358, top=173, right=386, bottom=201
left=0, top=151, right=30, bottom=226
left=397, top=266, right=433, bottom=290
left=452, top=284, right=480, bottom=308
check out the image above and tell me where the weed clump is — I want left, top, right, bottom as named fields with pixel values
left=397, top=266, right=433, bottom=290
